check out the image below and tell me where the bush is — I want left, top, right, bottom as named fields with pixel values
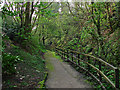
left=2, top=52, right=22, bottom=74
left=2, top=19, right=20, bottom=40
left=2, top=18, right=30, bottom=44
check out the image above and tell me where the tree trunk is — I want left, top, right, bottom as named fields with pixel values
left=42, top=36, right=45, bottom=45
left=24, top=2, right=31, bottom=36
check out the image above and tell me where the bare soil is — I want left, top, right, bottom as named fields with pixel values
left=2, top=61, right=45, bottom=88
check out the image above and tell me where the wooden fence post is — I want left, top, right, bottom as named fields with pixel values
left=55, top=48, right=57, bottom=53
left=60, top=49, right=61, bottom=57
left=58, top=49, right=60, bottom=55
left=64, top=49, right=66, bottom=59
left=99, top=61, right=102, bottom=82
left=62, top=49, right=64, bottom=58
left=78, top=54, right=80, bottom=65
left=67, top=50, right=69, bottom=61
left=55, top=47, right=57, bottom=53
left=72, top=52, right=73, bottom=61
left=115, top=68, right=119, bottom=88
left=87, top=56, right=90, bottom=71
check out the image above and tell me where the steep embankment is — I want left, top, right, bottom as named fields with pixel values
left=2, top=38, right=46, bottom=88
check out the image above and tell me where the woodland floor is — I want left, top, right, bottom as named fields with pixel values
left=2, top=48, right=45, bottom=88
left=45, top=51, right=93, bottom=88
left=2, top=61, right=45, bottom=88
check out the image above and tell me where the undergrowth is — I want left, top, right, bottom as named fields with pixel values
left=2, top=35, right=47, bottom=88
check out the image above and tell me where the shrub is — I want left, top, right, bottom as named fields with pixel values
left=2, top=52, right=22, bottom=74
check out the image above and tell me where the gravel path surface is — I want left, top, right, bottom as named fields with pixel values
left=45, top=51, right=93, bottom=88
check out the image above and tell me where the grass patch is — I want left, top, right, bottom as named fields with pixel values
left=37, top=72, right=48, bottom=88
left=46, top=60, right=54, bottom=72
left=50, top=51, right=63, bottom=62
left=44, top=51, right=54, bottom=72
left=11, top=48, right=45, bottom=72
left=44, top=51, right=64, bottom=72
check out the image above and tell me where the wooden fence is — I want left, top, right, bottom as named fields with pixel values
left=55, top=47, right=119, bottom=89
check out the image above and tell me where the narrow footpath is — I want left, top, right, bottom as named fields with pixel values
left=45, top=51, right=93, bottom=88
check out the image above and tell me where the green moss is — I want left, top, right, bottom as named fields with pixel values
left=11, top=47, right=45, bottom=72
left=44, top=51, right=54, bottom=72
left=46, top=61, right=54, bottom=71
left=51, top=51, right=63, bottom=62
left=44, top=51, right=64, bottom=72
left=38, top=72, right=48, bottom=88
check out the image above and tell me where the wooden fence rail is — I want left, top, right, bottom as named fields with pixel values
left=55, top=47, right=119, bottom=89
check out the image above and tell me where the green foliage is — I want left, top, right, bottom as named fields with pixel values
left=2, top=2, right=120, bottom=88
left=2, top=52, right=22, bottom=74
left=38, top=72, right=48, bottom=88
left=2, top=7, right=20, bottom=16
left=10, top=46, right=45, bottom=72
left=2, top=19, right=31, bottom=44
left=2, top=19, right=20, bottom=38
left=2, top=34, right=22, bottom=74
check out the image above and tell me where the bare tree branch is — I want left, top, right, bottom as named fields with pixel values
left=67, top=2, right=75, bottom=17
left=32, top=2, right=53, bottom=28
left=41, top=2, right=53, bottom=10
left=91, top=2, right=97, bottom=26
left=30, top=2, right=34, bottom=22
left=4, top=0, right=17, bottom=23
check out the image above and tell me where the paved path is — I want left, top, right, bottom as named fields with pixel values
left=45, top=51, right=92, bottom=88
